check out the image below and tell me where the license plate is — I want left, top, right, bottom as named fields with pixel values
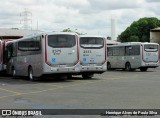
left=59, top=65, right=67, bottom=68
left=89, top=64, right=96, bottom=66
left=51, top=67, right=57, bottom=71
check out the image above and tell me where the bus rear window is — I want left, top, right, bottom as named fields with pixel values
left=144, top=45, right=158, bottom=51
left=80, top=37, right=104, bottom=48
left=48, top=35, right=76, bottom=48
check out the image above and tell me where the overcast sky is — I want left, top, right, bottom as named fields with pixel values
left=0, top=0, right=160, bottom=37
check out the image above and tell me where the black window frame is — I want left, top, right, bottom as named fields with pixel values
left=17, top=36, right=42, bottom=56
left=80, top=37, right=104, bottom=49
left=48, top=35, right=76, bottom=48
left=18, top=37, right=41, bottom=51
left=144, top=45, right=158, bottom=52
left=125, top=45, right=140, bottom=56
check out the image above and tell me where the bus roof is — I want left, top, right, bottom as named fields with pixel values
left=79, top=35, right=105, bottom=38
left=6, top=32, right=78, bottom=44
left=107, top=42, right=159, bottom=47
left=46, top=32, right=78, bottom=36
left=121, top=42, right=159, bottom=45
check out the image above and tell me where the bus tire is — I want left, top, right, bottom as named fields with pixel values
left=140, top=67, right=148, bottom=72
left=28, top=67, right=35, bottom=81
left=67, top=75, right=72, bottom=79
left=107, top=62, right=112, bottom=70
left=125, top=62, right=131, bottom=71
left=61, top=75, right=68, bottom=80
left=82, top=74, right=94, bottom=79
left=12, top=67, right=16, bottom=79
left=131, top=69, right=136, bottom=71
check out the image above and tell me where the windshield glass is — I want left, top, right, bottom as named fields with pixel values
left=144, top=44, right=158, bottom=51
left=80, top=37, right=104, bottom=48
left=48, top=35, right=76, bottom=48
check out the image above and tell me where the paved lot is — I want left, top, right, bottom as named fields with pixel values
left=0, top=67, right=160, bottom=118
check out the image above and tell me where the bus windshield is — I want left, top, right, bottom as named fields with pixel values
left=48, top=35, right=76, bottom=48
left=80, top=37, right=104, bottom=48
left=144, top=44, right=158, bottom=52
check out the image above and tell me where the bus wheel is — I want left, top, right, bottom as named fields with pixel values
left=107, top=62, right=111, bottom=70
left=67, top=75, right=72, bottom=79
left=12, top=67, right=16, bottom=79
left=82, top=74, right=94, bottom=79
left=131, top=69, right=136, bottom=71
left=28, top=67, right=34, bottom=81
left=125, top=63, right=131, bottom=71
left=140, top=67, right=148, bottom=72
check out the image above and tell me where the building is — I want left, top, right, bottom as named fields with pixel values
left=150, top=27, right=160, bottom=61
left=0, top=28, right=43, bottom=40
left=150, top=27, right=160, bottom=44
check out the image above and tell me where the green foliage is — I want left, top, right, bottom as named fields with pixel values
left=62, top=28, right=72, bottom=32
left=129, top=35, right=139, bottom=42
left=62, top=28, right=86, bottom=35
left=107, top=36, right=111, bottom=40
left=118, top=17, right=160, bottom=42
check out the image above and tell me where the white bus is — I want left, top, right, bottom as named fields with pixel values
left=6, top=32, right=80, bottom=80
left=107, top=42, right=159, bottom=71
left=79, top=35, right=107, bottom=78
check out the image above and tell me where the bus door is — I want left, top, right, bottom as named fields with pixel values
left=6, top=43, right=14, bottom=74
left=117, top=46, right=125, bottom=68
left=46, top=34, right=79, bottom=70
left=3, top=40, right=13, bottom=70
left=79, top=37, right=105, bottom=67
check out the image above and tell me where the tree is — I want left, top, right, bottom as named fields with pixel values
left=62, top=28, right=72, bottom=32
left=107, top=36, right=111, bottom=40
left=129, top=36, right=139, bottom=42
left=118, top=17, right=160, bottom=42
left=62, top=28, right=86, bottom=35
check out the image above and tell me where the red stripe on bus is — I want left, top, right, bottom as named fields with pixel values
left=74, top=34, right=79, bottom=65
left=101, top=39, right=106, bottom=64
left=44, top=35, right=49, bottom=65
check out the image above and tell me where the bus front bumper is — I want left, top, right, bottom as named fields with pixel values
left=43, top=64, right=80, bottom=74
left=80, top=64, right=107, bottom=73
left=142, top=62, right=159, bottom=68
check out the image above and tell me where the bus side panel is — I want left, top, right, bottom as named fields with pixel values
left=14, top=54, right=43, bottom=77
left=28, top=54, right=43, bottom=77
left=8, top=36, right=44, bottom=77
left=125, top=56, right=141, bottom=69
left=110, top=56, right=117, bottom=68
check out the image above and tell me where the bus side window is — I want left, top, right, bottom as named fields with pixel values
left=125, top=46, right=129, bottom=56
left=107, top=47, right=113, bottom=56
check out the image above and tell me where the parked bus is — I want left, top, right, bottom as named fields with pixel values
left=6, top=32, right=80, bottom=80
left=79, top=35, right=106, bottom=78
left=107, top=42, right=159, bottom=71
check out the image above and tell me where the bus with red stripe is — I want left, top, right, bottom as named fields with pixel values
left=6, top=32, right=80, bottom=80
left=107, top=42, right=159, bottom=71
left=79, top=35, right=107, bottom=78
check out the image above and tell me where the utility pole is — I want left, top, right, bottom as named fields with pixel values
left=20, top=8, right=32, bottom=30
